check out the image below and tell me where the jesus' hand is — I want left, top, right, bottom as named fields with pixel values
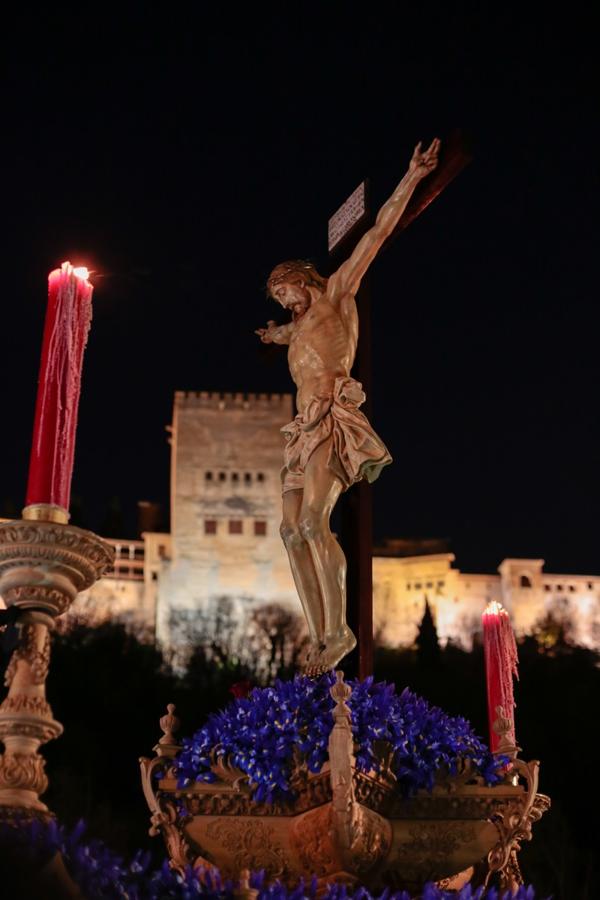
left=255, top=320, right=279, bottom=343
left=408, top=137, right=440, bottom=179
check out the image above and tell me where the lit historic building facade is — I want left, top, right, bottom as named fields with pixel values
left=8, top=391, right=598, bottom=652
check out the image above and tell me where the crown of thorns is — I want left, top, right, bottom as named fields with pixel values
left=267, top=260, right=326, bottom=294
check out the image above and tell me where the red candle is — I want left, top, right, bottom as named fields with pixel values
left=25, top=262, right=93, bottom=516
left=482, top=601, right=519, bottom=753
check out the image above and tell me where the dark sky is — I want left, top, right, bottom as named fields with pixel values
left=2, top=6, right=598, bottom=573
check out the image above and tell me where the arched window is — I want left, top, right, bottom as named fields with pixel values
left=232, top=472, right=239, bottom=483
left=520, top=575, right=532, bottom=589
left=205, top=471, right=213, bottom=481
left=219, top=472, right=227, bottom=482
left=244, top=473, right=252, bottom=484
left=257, top=472, right=265, bottom=482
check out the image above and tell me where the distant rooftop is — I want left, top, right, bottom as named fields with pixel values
left=374, top=537, right=452, bottom=558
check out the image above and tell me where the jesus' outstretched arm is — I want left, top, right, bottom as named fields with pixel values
left=255, top=320, right=294, bottom=345
left=330, top=138, right=440, bottom=298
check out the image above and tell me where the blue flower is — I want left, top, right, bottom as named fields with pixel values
left=173, top=674, right=505, bottom=805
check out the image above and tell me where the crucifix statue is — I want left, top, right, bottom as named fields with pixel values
left=256, top=138, right=440, bottom=675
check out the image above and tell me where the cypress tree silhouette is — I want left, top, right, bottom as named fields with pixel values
left=415, top=597, right=441, bottom=667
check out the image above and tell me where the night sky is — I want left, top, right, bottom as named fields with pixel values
left=2, top=6, right=597, bottom=574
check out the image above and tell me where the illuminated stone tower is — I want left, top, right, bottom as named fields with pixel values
left=155, top=391, right=299, bottom=645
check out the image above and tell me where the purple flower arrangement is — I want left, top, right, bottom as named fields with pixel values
left=0, top=817, right=539, bottom=899
left=174, top=673, right=505, bottom=804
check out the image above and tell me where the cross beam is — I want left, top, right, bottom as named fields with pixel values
left=330, top=131, right=472, bottom=680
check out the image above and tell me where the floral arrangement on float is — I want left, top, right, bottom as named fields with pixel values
left=140, top=671, right=549, bottom=896
left=174, top=674, right=504, bottom=804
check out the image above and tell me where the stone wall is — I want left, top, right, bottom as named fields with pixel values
left=156, top=391, right=300, bottom=646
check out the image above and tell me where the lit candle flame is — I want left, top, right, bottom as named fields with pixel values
left=72, top=266, right=90, bottom=281
left=484, top=600, right=505, bottom=616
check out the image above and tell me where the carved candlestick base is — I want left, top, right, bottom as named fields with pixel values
left=0, top=516, right=113, bottom=813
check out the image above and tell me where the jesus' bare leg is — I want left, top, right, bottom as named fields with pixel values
left=280, top=441, right=357, bottom=674
left=280, top=488, right=326, bottom=667
left=298, top=441, right=357, bottom=674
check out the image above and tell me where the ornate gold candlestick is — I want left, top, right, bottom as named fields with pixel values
left=0, top=510, right=113, bottom=815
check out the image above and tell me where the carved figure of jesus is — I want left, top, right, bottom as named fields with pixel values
left=256, top=139, right=440, bottom=674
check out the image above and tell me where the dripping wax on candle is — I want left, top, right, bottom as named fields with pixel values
left=482, top=600, right=519, bottom=753
left=25, top=262, right=93, bottom=518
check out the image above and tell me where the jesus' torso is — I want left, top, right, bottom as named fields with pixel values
left=288, top=289, right=358, bottom=414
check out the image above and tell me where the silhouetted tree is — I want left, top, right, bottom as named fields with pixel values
left=168, top=598, right=308, bottom=683
left=415, top=597, right=441, bottom=668
left=249, top=604, right=309, bottom=680
left=532, top=610, right=574, bottom=653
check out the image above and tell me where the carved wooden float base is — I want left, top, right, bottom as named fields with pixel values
left=141, top=678, right=550, bottom=895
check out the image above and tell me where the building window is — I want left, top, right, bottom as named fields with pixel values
left=257, top=472, right=265, bottom=482
left=437, top=581, right=444, bottom=588
left=415, top=583, right=422, bottom=590
left=244, top=473, right=252, bottom=484
left=569, top=585, right=576, bottom=592
left=205, top=471, right=213, bottom=481
left=557, top=585, right=563, bottom=592
left=232, top=472, right=239, bottom=483
left=254, top=521, right=267, bottom=536
left=229, top=520, right=243, bottom=534
left=205, top=520, right=217, bottom=535
left=544, top=584, right=551, bottom=592
left=520, top=575, right=532, bottom=589
left=588, top=582, right=594, bottom=591
left=219, top=472, right=227, bottom=482
left=152, top=572, right=158, bottom=581
left=426, top=582, right=433, bottom=589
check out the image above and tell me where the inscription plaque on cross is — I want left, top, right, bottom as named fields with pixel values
left=328, top=131, right=472, bottom=680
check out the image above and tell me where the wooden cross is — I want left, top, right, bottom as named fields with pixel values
left=328, top=131, right=472, bottom=680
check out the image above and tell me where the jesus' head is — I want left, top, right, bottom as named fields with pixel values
left=267, top=260, right=328, bottom=318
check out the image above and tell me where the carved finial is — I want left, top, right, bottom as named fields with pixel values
left=152, top=704, right=181, bottom=759
left=159, top=703, right=180, bottom=745
left=234, top=869, right=258, bottom=900
left=330, top=670, right=352, bottom=722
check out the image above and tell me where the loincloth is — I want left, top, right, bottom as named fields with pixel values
left=281, top=376, right=392, bottom=493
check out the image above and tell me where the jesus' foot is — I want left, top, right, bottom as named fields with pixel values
left=318, top=627, right=357, bottom=672
left=303, top=641, right=326, bottom=677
